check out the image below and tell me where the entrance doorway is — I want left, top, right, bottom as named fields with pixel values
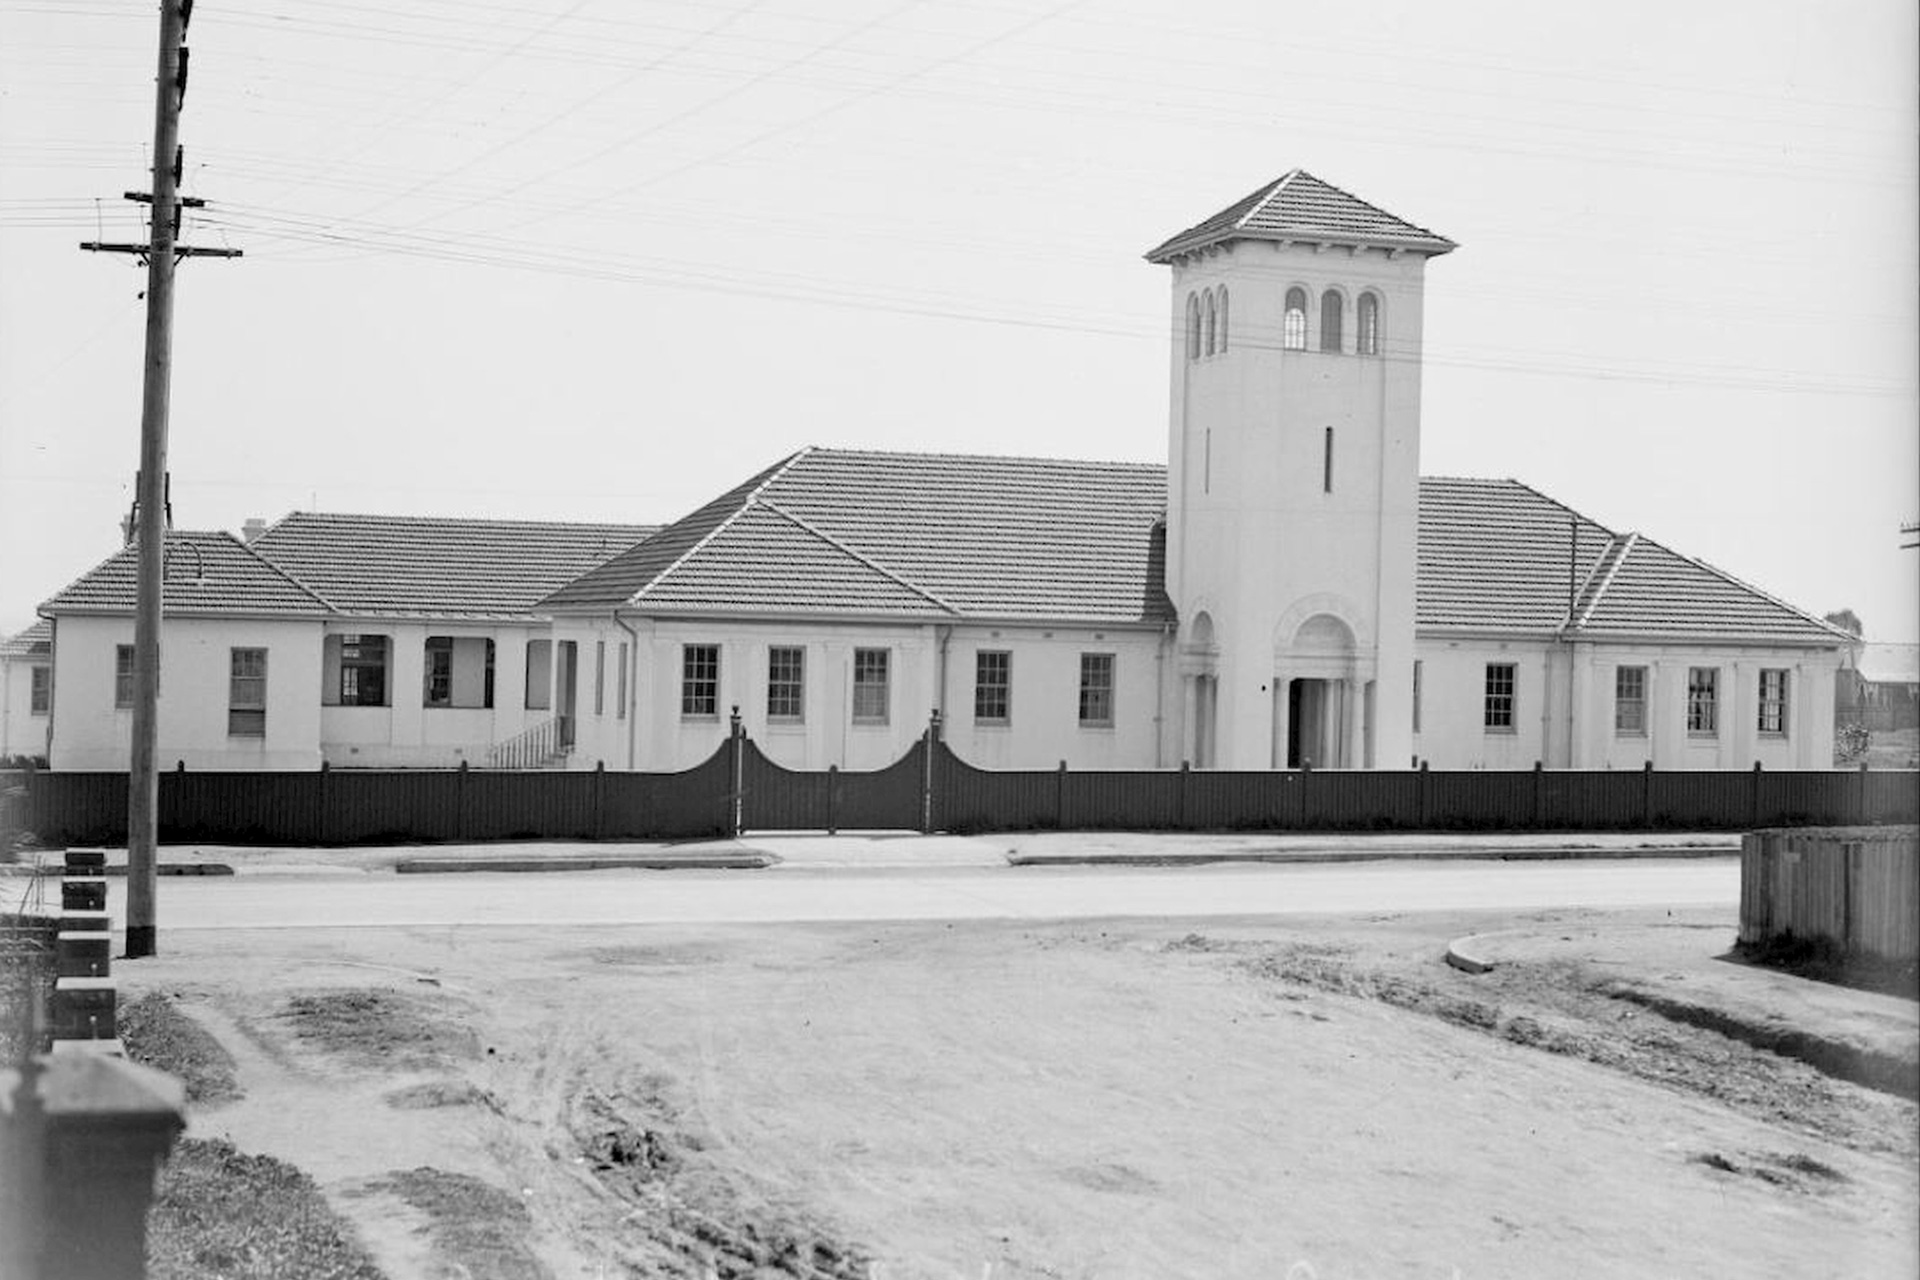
left=1286, top=677, right=1342, bottom=768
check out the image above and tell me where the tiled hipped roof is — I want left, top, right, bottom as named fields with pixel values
left=40, top=531, right=332, bottom=618
left=0, top=619, right=52, bottom=657
left=542, top=448, right=1175, bottom=625
left=1145, top=169, right=1457, bottom=262
left=1417, top=478, right=1848, bottom=645
left=249, top=513, right=655, bottom=619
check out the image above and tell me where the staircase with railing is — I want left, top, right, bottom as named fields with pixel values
left=485, top=715, right=573, bottom=770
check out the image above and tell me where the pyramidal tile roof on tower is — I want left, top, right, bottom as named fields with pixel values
left=1145, top=169, right=1457, bottom=263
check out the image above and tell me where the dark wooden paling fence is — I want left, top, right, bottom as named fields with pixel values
left=4, top=718, right=1915, bottom=847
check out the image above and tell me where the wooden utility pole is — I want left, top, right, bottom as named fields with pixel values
left=81, top=0, right=238, bottom=957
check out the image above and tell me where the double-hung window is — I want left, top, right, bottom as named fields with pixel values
left=1484, top=663, right=1516, bottom=730
left=852, top=648, right=890, bottom=724
left=974, top=651, right=1011, bottom=725
left=115, top=645, right=135, bottom=709
left=229, top=647, right=267, bottom=737
left=1758, top=669, right=1789, bottom=735
left=29, top=666, right=50, bottom=716
left=1687, top=667, right=1719, bottom=736
left=681, top=644, right=720, bottom=718
left=1614, top=666, right=1647, bottom=736
left=767, top=646, right=805, bottom=723
left=1078, top=653, right=1114, bottom=727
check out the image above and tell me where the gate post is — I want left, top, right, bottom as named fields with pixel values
left=920, top=712, right=939, bottom=834
left=317, top=759, right=331, bottom=846
left=1750, top=760, right=1763, bottom=829
left=728, top=707, right=744, bottom=838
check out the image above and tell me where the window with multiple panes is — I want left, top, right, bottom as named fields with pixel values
left=767, top=646, right=805, bottom=722
left=852, top=648, right=890, bottom=724
left=1283, top=287, right=1307, bottom=350
left=974, top=650, right=1011, bottom=724
left=229, top=647, right=267, bottom=737
left=1687, top=667, right=1719, bottom=735
left=115, top=645, right=135, bottom=709
left=594, top=641, right=606, bottom=716
left=1319, top=289, right=1343, bottom=352
left=1357, top=291, right=1380, bottom=355
left=1078, top=653, right=1115, bottom=727
left=1614, top=666, right=1647, bottom=736
left=1758, top=669, right=1789, bottom=735
left=1185, top=294, right=1200, bottom=359
left=681, top=644, right=720, bottom=718
left=424, top=637, right=453, bottom=706
left=29, top=666, right=50, bottom=715
left=335, top=634, right=388, bottom=706
left=1484, top=663, right=1516, bottom=729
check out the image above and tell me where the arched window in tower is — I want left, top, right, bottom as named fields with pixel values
left=1185, top=293, right=1200, bottom=360
left=1283, top=287, right=1307, bottom=351
left=1217, top=287, right=1229, bottom=353
left=1203, top=291, right=1217, bottom=356
left=1320, top=289, right=1343, bottom=353
left=1357, top=292, right=1380, bottom=356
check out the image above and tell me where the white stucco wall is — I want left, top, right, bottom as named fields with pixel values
left=551, top=615, right=1172, bottom=774
left=1412, top=634, right=1843, bottom=770
left=48, top=614, right=323, bottom=771
left=1164, top=240, right=1433, bottom=771
left=1, top=652, right=51, bottom=760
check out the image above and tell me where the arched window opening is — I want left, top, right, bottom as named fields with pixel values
left=1185, top=293, right=1200, bottom=360
left=1217, top=287, right=1229, bottom=353
left=1357, top=292, right=1380, bottom=355
left=1283, top=287, right=1307, bottom=351
left=1203, top=291, right=1217, bottom=356
left=1320, top=289, right=1343, bottom=353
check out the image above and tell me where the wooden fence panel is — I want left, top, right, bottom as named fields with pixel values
left=1741, top=828, right=1919, bottom=964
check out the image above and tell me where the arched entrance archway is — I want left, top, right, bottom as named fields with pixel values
left=1182, top=612, right=1219, bottom=768
left=1274, top=613, right=1370, bottom=768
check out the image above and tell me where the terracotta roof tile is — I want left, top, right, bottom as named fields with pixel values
left=40, top=531, right=332, bottom=618
left=250, top=512, right=654, bottom=619
left=1146, top=169, right=1456, bottom=262
left=543, top=448, right=1174, bottom=625
left=1, top=619, right=52, bottom=657
left=1415, top=478, right=1847, bottom=645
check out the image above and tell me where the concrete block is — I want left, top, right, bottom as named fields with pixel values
left=61, top=880, right=107, bottom=913
left=57, top=931, right=113, bottom=979
left=60, top=911, right=112, bottom=935
left=51, top=977, right=116, bottom=1040
left=61, top=848, right=109, bottom=871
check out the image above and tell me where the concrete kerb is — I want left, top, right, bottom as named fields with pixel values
left=1444, top=934, right=1500, bottom=974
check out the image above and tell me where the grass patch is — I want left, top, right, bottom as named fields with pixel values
left=354, top=1168, right=546, bottom=1280
left=148, top=1138, right=387, bottom=1280
left=118, top=992, right=242, bottom=1105
left=0, top=912, right=56, bottom=1060
left=280, top=988, right=477, bottom=1068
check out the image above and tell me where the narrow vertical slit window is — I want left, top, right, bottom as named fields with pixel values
left=1185, top=293, right=1200, bottom=360
left=1217, top=287, right=1229, bottom=352
left=115, top=644, right=135, bottom=709
left=1323, top=427, right=1334, bottom=494
left=616, top=643, right=629, bottom=720
left=1320, top=289, right=1343, bottom=352
left=1203, top=291, right=1216, bottom=356
left=1357, top=292, right=1380, bottom=355
left=1203, top=429, right=1212, bottom=494
left=594, top=640, right=605, bottom=715
left=1411, top=659, right=1422, bottom=734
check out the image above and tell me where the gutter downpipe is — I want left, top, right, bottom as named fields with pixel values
left=935, top=623, right=953, bottom=724
left=614, top=610, right=642, bottom=771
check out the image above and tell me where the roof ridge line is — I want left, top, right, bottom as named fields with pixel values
left=1235, top=169, right=1299, bottom=232
left=757, top=499, right=961, bottom=615
left=1571, top=532, right=1637, bottom=630
left=225, top=529, right=342, bottom=613
left=1629, top=532, right=1858, bottom=642
left=631, top=448, right=812, bottom=604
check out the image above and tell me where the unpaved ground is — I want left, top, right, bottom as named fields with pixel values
left=121, top=906, right=1919, bottom=1279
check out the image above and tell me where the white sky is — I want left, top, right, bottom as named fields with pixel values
left=2, top=0, right=1915, bottom=640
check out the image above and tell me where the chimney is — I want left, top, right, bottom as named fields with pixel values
left=241, top=517, right=267, bottom=543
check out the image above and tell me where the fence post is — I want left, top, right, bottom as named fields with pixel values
left=1178, top=760, right=1190, bottom=830
left=1056, top=760, right=1068, bottom=830
left=1857, top=761, right=1869, bottom=825
left=728, top=707, right=744, bottom=838
left=594, top=761, right=606, bottom=840
left=1299, top=759, right=1312, bottom=830
left=826, top=765, right=839, bottom=836
left=1532, top=760, right=1544, bottom=830
left=456, top=760, right=469, bottom=841
left=317, top=760, right=331, bottom=846
left=165, top=759, right=185, bottom=842
left=921, top=712, right=939, bottom=835
left=1417, top=760, right=1430, bottom=828
left=1750, top=760, right=1763, bottom=829
left=1642, top=760, right=1655, bottom=829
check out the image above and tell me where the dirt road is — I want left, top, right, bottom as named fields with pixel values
left=121, top=906, right=1917, bottom=1279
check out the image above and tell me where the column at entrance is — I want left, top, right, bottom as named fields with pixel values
left=1345, top=677, right=1366, bottom=770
